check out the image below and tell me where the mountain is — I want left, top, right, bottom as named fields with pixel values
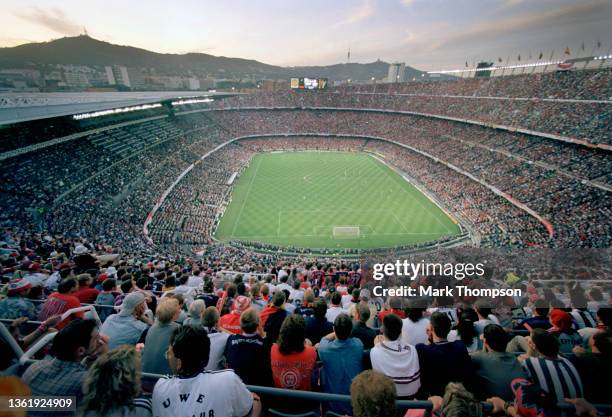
left=0, top=35, right=424, bottom=82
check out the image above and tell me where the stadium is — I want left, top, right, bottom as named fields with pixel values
left=0, top=6, right=611, bottom=417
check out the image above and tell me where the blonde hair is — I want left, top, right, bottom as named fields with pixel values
left=80, top=346, right=141, bottom=416
left=156, top=298, right=179, bottom=324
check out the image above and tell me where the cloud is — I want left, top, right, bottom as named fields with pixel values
left=335, top=0, right=375, bottom=26
left=428, top=0, right=612, bottom=50
left=14, top=7, right=82, bottom=36
left=401, top=0, right=416, bottom=7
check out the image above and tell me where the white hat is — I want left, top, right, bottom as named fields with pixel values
left=119, top=292, right=146, bottom=316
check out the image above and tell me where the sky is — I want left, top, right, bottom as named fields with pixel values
left=1, top=0, right=611, bottom=71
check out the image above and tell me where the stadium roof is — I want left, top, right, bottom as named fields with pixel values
left=0, top=91, right=239, bottom=125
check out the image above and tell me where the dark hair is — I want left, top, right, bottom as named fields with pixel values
left=52, top=319, right=97, bottom=361
left=331, top=292, right=342, bottom=306
left=164, top=275, right=176, bottom=288
left=334, top=313, right=353, bottom=340
left=431, top=312, right=452, bottom=338
left=226, top=284, right=237, bottom=299
left=382, top=314, right=402, bottom=341
left=456, top=308, right=478, bottom=346
left=120, top=279, right=133, bottom=293
left=272, top=291, right=286, bottom=307
left=102, top=278, right=116, bottom=292
left=170, top=326, right=210, bottom=375
left=236, top=282, right=246, bottom=296
left=313, top=298, right=327, bottom=319
left=58, top=278, right=77, bottom=294
left=531, top=328, right=559, bottom=357
left=277, top=314, right=306, bottom=355
left=203, top=280, right=214, bottom=293
left=136, top=277, right=148, bottom=290
left=534, top=299, right=550, bottom=317
left=179, top=274, right=189, bottom=286
left=357, top=303, right=370, bottom=323
left=405, top=307, right=426, bottom=323
left=280, top=275, right=288, bottom=283
left=482, top=324, right=508, bottom=352
left=597, top=308, right=611, bottom=328
left=77, top=274, right=92, bottom=286
left=593, top=329, right=611, bottom=356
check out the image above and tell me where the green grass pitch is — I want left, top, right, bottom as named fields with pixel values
left=214, top=151, right=461, bottom=250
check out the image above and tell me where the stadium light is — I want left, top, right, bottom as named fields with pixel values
left=171, top=98, right=214, bottom=106
left=72, top=103, right=162, bottom=120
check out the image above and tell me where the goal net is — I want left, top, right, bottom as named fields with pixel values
left=333, top=226, right=360, bottom=238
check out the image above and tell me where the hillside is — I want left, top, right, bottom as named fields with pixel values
left=0, top=35, right=424, bottom=81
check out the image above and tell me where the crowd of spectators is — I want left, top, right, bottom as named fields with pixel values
left=0, top=234, right=610, bottom=416
left=215, top=69, right=612, bottom=146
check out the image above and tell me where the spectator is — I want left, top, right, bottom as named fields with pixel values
left=416, top=312, right=475, bottom=396
left=570, top=329, right=612, bottom=404
left=0, top=279, right=37, bottom=320
left=152, top=326, right=259, bottom=417
left=224, top=308, right=269, bottom=386
left=95, top=278, right=117, bottom=321
left=549, top=309, right=584, bottom=353
left=370, top=313, right=421, bottom=398
left=350, top=370, right=396, bottom=417
left=22, top=319, right=107, bottom=416
left=520, top=328, right=584, bottom=402
left=270, top=314, right=317, bottom=413
left=201, top=306, right=230, bottom=371
left=73, top=245, right=98, bottom=273
left=38, top=277, right=83, bottom=329
left=305, top=298, right=333, bottom=345
left=270, top=314, right=316, bottom=390
left=347, top=288, right=377, bottom=328
left=408, top=382, right=483, bottom=417
left=141, top=298, right=181, bottom=375
left=100, top=292, right=152, bottom=350
left=262, top=291, right=288, bottom=344
left=74, top=273, right=100, bottom=304
left=516, top=299, right=551, bottom=331
left=259, top=291, right=285, bottom=329
left=81, top=346, right=152, bottom=417
left=183, top=299, right=205, bottom=328
left=448, top=308, right=480, bottom=352
left=219, top=295, right=251, bottom=334
left=325, top=292, right=346, bottom=323
left=378, top=296, right=406, bottom=323
left=317, top=313, right=364, bottom=415
left=351, top=303, right=377, bottom=349
left=471, top=324, right=526, bottom=400
left=401, top=304, right=430, bottom=347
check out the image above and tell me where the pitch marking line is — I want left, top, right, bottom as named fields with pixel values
left=231, top=156, right=263, bottom=237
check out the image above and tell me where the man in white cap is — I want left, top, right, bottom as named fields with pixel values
left=100, top=292, right=152, bottom=350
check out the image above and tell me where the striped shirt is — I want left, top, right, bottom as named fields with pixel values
left=522, top=356, right=583, bottom=401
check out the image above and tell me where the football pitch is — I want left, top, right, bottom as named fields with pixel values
left=214, top=152, right=461, bottom=250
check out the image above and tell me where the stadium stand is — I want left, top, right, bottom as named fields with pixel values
left=0, top=68, right=611, bottom=416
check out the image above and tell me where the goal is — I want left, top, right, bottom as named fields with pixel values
left=333, top=226, right=360, bottom=239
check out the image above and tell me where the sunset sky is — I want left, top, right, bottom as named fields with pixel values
left=1, top=0, right=611, bottom=70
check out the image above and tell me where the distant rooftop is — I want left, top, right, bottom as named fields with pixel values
left=0, top=91, right=238, bottom=125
